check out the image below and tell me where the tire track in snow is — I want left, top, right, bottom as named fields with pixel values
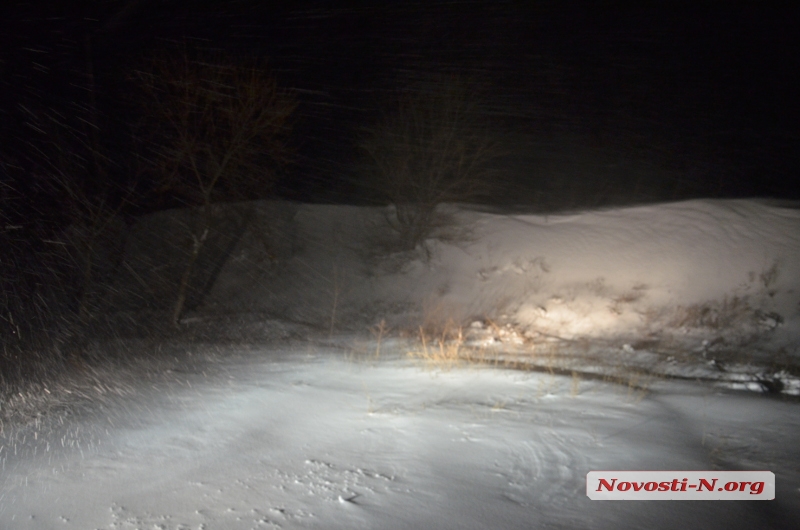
left=498, top=432, right=587, bottom=509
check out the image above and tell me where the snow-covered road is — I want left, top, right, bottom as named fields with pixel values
left=2, top=341, right=798, bottom=529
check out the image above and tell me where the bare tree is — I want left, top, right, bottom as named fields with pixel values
left=134, top=48, right=296, bottom=326
left=361, top=75, right=499, bottom=250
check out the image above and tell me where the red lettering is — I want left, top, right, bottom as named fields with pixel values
left=618, top=482, right=631, bottom=491
left=724, top=481, right=738, bottom=492
left=698, top=478, right=717, bottom=492
left=596, top=478, right=617, bottom=492
left=658, top=481, right=670, bottom=492
left=645, top=482, right=658, bottom=491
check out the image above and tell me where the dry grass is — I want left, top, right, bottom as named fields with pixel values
left=406, top=325, right=466, bottom=370
left=372, top=319, right=388, bottom=360
left=400, top=317, right=658, bottom=401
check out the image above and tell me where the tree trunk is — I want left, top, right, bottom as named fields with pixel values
left=172, top=226, right=208, bottom=327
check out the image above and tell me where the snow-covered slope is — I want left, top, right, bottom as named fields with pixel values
left=207, top=199, right=800, bottom=365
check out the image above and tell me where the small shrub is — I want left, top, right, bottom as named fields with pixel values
left=360, top=74, right=500, bottom=251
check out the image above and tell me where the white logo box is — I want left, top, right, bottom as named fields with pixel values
left=587, top=471, right=774, bottom=500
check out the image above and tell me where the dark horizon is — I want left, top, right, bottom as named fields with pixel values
left=2, top=1, right=799, bottom=212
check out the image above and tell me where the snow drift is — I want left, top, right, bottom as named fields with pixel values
left=196, top=199, right=800, bottom=355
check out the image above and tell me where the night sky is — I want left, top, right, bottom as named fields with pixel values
left=2, top=1, right=799, bottom=210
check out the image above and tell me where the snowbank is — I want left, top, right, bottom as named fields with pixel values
left=205, top=199, right=800, bottom=353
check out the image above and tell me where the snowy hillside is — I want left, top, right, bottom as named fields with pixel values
left=200, top=198, right=800, bottom=389
left=2, top=198, right=799, bottom=529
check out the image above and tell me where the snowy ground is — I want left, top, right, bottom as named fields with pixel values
left=1, top=340, right=799, bottom=529
left=2, top=199, right=799, bottom=528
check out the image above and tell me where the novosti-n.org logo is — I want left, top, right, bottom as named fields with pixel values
left=587, top=471, right=774, bottom=500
